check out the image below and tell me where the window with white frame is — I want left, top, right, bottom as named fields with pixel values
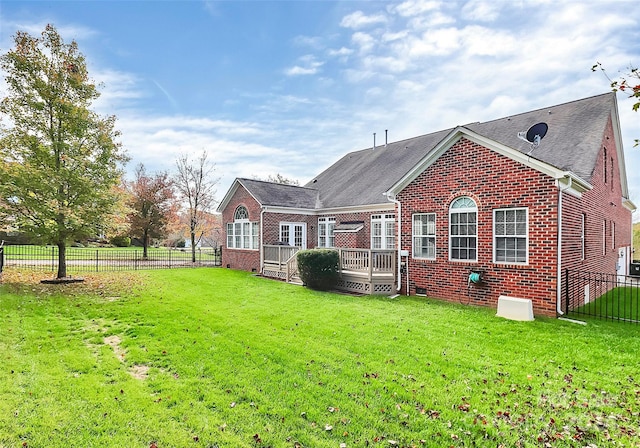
left=371, top=214, right=395, bottom=249
left=611, top=220, right=615, bottom=250
left=279, top=222, right=306, bottom=248
left=318, top=217, right=335, bottom=248
left=449, top=197, right=477, bottom=261
left=413, top=213, right=436, bottom=259
left=602, top=220, right=606, bottom=256
left=226, top=205, right=259, bottom=250
left=494, top=208, right=528, bottom=264
left=581, top=213, right=586, bottom=260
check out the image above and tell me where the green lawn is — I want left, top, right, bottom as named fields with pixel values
left=1, top=268, right=639, bottom=447
left=571, top=286, right=640, bottom=322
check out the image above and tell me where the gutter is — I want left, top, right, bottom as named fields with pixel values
left=386, top=192, right=404, bottom=293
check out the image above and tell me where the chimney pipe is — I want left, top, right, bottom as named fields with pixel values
left=373, top=132, right=376, bottom=150
left=385, top=129, right=388, bottom=147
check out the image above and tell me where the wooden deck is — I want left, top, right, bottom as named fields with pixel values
left=262, top=245, right=397, bottom=295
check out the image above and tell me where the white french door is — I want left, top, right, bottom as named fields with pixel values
left=280, top=222, right=307, bottom=248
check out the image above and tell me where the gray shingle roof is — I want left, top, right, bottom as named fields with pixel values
left=305, top=93, right=617, bottom=209
left=465, top=92, right=614, bottom=181
left=237, top=178, right=319, bottom=209
left=232, top=93, right=619, bottom=211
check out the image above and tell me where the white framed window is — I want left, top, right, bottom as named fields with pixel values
left=227, top=205, right=259, bottom=250
left=581, top=213, right=586, bottom=261
left=413, top=213, right=436, bottom=259
left=493, top=208, right=528, bottom=264
left=611, top=221, right=615, bottom=250
left=449, top=197, right=477, bottom=261
left=279, top=222, right=306, bottom=248
left=318, top=217, right=335, bottom=248
left=371, top=214, right=395, bottom=249
left=602, top=220, right=606, bottom=256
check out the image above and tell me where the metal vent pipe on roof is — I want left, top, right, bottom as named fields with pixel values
left=373, top=132, right=376, bottom=150
left=385, top=129, right=388, bottom=147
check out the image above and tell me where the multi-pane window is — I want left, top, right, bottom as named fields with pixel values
left=318, top=217, right=335, bottom=248
left=581, top=213, right=586, bottom=261
left=280, top=223, right=306, bottom=248
left=227, top=205, right=259, bottom=250
left=449, top=197, right=477, bottom=261
left=611, top=221, right=615, bottom=250
left=371, top=214, right=395, bottom=249
left=494, top=208, right=528, bottom=264
left=412, top=213, right=436, bottom=259
left=602, top=220, right=606, bottom=256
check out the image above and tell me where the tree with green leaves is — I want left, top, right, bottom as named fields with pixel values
left=174, top=151, right=218, bottom=263
left=127, top=164, right=175, bottom=259
left=0, top=24, right=128, bottom=279
left=593, top=62, right=640, bottom=145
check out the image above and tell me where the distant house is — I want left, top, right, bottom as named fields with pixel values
left=217, top=93, right=635, bottom=317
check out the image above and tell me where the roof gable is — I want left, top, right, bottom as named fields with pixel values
left=387, top=127, right=592, bottom=197
left=217, top=178, right=319, bottom=212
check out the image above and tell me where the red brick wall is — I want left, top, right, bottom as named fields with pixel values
left=332, top=211, right=394, bottom=249
left=559, top=117, right=632, bottom=313
left=397, top=131, right=632, bottom=317
left=220, top=184, right=261, bottom=272
left=262, top=212, right=316, bottom=248
left=398, top=137, right=560, bottom=316
left=561, top=116, right=632, bottom=274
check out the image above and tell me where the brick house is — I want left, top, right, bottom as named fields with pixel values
left=217, top=93, right=635, bottom=317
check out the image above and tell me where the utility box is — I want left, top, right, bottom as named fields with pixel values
left=630, top=262, right=640, bottom=277
left=496, top=296, right=534, bottom=321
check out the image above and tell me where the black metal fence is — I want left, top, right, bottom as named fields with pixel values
left=564, top=268, right=640, bottom=324
left=0, top=246, right=4, bottom=273
left=1, top=245, right=222, bottom=273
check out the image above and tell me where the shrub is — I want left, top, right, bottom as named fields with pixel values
left=110, top=235, right=131, bottom=247
left=296, top=249, right=339, bottom=291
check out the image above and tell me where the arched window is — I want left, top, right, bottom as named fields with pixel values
left=449, top=196, right=477, bottom=261
left=234, top=205, right=249, bottom=220
left=227, top=205, right=258, bottom=250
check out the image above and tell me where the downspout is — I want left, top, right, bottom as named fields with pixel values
left=260, top=206, right=266, bottom=273
left=556, top=176, right=573, bottom=315
left=386, top=193, right=404, bottom=293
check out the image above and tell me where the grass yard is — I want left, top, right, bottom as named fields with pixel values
left=0, top=268, right=639, bottom=447
left=571, top=286, right=640, bottom=323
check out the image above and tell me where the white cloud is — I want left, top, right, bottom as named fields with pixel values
left=328, top=47, right=354, bottom=58
left=351, top=32, right=377, bottom=54
left=292, top=35, right=326, bottom=49
left=392, top=0, right=442, bottom=18
left=284, top=54, right=324, bottom=76
left=460, top=0, right=501, bottom=22
left=340, top=10, right=388, bottom=29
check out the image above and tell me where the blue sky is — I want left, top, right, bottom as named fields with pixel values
left=1, top=0, right=640, bottom=216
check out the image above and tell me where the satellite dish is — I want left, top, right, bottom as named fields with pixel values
left=517, top=122, right=548, bottom=153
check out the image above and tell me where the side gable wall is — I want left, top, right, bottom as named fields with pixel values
left=221, top=184, right=261, bottom=272
left=561, top=115, right=632, bottom=275
left=397, top=137, right=560, bottom=316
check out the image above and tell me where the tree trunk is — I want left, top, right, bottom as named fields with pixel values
left=190, top=231, right=196, bottom=263
left=143, top=229, right=149, bottom=260
left=57, top=242, right=67, bottom=279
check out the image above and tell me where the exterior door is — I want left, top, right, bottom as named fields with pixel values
left=280, top=222, right=307, bottom=248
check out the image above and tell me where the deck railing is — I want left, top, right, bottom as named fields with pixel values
left=263, top=245, right=301, bottom=270
left=337, top=248, right=396, bottom=278
left=263, top=246, right=396, bottom=285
